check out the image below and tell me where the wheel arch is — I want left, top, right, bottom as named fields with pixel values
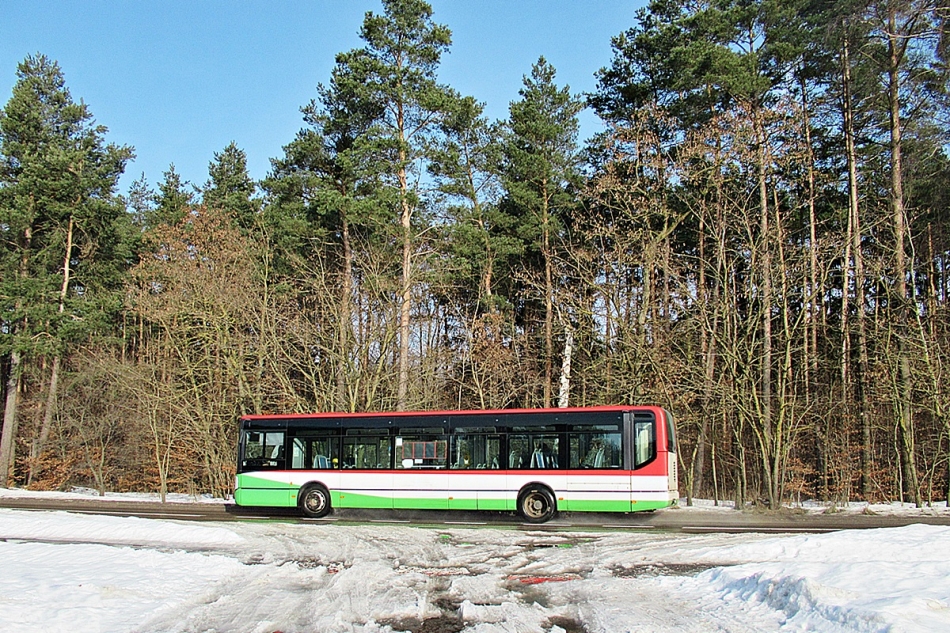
left=517, top=481, right=557, bottom=504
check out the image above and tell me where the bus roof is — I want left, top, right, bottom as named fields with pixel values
left=240, top=405, right=663, bottom=422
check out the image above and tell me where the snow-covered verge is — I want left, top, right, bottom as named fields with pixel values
left=1, top=505, right=948, bottom=633
left=683, top=495, right=950, bottom=518
left=0, top=486, right=227, bottom=504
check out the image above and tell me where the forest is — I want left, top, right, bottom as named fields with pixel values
left=2, top=0, right=950, bottom=508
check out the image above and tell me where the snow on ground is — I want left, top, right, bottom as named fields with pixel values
left=0, top=486, right=227, bottom=504
left=1, top=498, right=949, bottom=633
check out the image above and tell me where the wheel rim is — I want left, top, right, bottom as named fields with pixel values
left=522, top=491, right=550, bottom=519
left=305, top=489, right=326, bottom=514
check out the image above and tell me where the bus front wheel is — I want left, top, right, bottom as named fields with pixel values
left=518, top=485, right=556, bottom=523
left=299, top=484, right=331, bottom=518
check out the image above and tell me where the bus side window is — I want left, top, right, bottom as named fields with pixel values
left=508, top=435, right=529, bottom=469
left=511, top=433, right=559, bottom=469
left=634, top=421, right=656, bottom=468
left=451, top=434, right=501, bottom=469
left=343, top=434, right=390, bottom=469
left=244, top=432, right=263, bottom=462
left=529, top=438, right=558, bottom=469
left=242, top=431, right=285, bottom=469
left=292, top=438, right=306, bottom=469
left=396, top=427, right=448, bottom=469
left=569, top=426, right=622, bottom=469
left=485, top=436, right=501, bottom=469
left=288, top=435, right=340, bottom=469
left=310, top=437, right=340, bottom=469
left=667, top=415, right=677, bottom=452
left=452, top=436, right=472, bottom=469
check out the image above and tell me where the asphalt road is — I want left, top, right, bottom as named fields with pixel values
left=3, top=495, right=949, bottom=532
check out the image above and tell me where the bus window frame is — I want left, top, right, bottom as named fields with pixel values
left=568, top=424, right=622, bottom=469
left=341, top=432, right=392, bottom=469
left=395, top=426, right=449, bottom=469
left=241, top=429, right=286, bottom=470
left=449, top=431, right=501, bottom=469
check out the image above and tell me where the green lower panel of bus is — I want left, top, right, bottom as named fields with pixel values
left=334, top=491, right=502, bottom=510
left=234, top=486, right=299, bottom=507
left=333, top=490, right=393, bottom=509
left=565, top=499, right=628, bottom=513
left=478, top=498, right=514, bottom=511
left=234, top=475, right=297, bottom=507
left=564, top=498, right=672, bottom=512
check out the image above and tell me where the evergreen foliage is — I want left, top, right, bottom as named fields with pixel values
left=204, top=142, right=258, bottom=231
left=0, top=54, right=132, bottom=486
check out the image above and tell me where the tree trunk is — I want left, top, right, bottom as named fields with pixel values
left=887, top=10, right=921, bottom=506
left=839, top=146, right=855, bottom=500
left=397, top=100, right=412, bottom=410
left=29, top=215, right=74, bottom=484
left=467, top=165, right=494, bottom=310
left=755, top=106, right=776, bottom=507
left=557, top=321, right=573, bottom=408
left=693, top=133, right=728, bottom=504
left=1, top=222, right=32, bottom=489
left=337, top=214, right=354, bottom=411
left=692, top=213, right=719, bottom=503
left=0, top=350, right=22, bottom=488
left=543, top=183, right=554, bottom=408
left=842, top=36, right=872, bottom=499
left=800, top=74, right=820, bottom=403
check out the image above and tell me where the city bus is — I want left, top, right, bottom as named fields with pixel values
left=234, top=405, right=678, bottom=523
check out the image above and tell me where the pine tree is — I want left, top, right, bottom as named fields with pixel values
left=151, top=165, right=194, bottom=228
left=204, top=141, right=258, bottom=230
left=428, top=94, right=515, bottom=313
left=503, top=57, right=583, bottom=407
left=0, top=54, right=132, bottom=486
left=328, top=0, right=456, bottom=408
left=265, top=50, right=389, bottom=411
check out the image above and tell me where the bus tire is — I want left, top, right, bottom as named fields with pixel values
left=518, top=485, right=556, bottom=523
left=299, top=483, right=331, bottom=518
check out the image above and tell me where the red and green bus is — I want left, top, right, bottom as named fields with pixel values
left=234, top=405, right=678, bottom=523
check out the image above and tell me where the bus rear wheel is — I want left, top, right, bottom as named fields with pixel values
left=299, top=484, right=331, bottom=518
left=518, top=485, right=556, bottom=523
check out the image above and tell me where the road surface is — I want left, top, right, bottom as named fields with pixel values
left=3, top=494, right=948, bottom=532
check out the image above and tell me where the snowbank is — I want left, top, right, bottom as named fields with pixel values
left=0, top=507, right=947, bottom=632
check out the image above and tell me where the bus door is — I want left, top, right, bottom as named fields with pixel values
left=626, top=411, right=664, bottom=508
left=566, top=424, right=625, bottom=512
left=506, top=427, right=563, bottom=511
left=393, top=427, right=449, bottom=510
left=338, top=430, right=393, bottom=509
left=664, top=409, right=679, bottom=497
left=449, top=429, right=503, bottom=511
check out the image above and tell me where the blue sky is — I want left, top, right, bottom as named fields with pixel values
left=1, top=1, right=647, bottom=195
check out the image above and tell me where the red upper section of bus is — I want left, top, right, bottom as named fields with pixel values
left=241, top=405, right=666, bottom=421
